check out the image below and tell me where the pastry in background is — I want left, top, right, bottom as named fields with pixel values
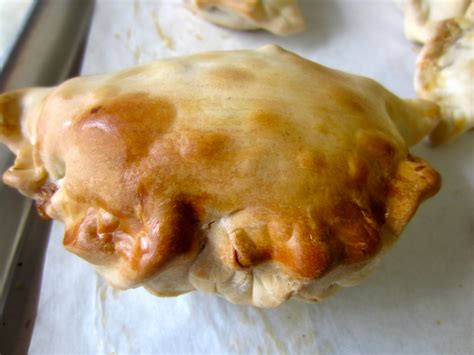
left=416, top=5, right=473, bottom=145
left=189, top=0, right=304, bottom=36
left=0, top=45, right=441, bottom=307
left=399, top=0, right=471, bottom=43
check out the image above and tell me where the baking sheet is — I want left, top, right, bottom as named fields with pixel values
left=28, top=0, right=473, bottom=353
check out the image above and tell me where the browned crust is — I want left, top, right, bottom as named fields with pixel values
left=48, top=100, right=439, bottom=284
left=0, top=90, right=25, bottom=147
left=385, top=155, right=441, bottom=235
left=59, top=152, right=439, bottom=284
left=35, top=183, right=58, bottom=219
left=64, top=199, right=201, bottom=285
left=58, top=91, right=399, bottom=283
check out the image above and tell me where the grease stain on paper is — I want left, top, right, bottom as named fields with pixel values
left=95, top=276, right=111, bottom=353
left=257, top=309, right=288, bottom=353
left=133, top=0, right=140, bottom=17
left=121, top=324, right=134, bottom=352
left=134, top=45, right=142, bottom=64
left=110, top=288, right=121, bottom=300
left=151, top=10, right=174, bottom=50
left=96, top=277, right=108, bottom=330
left=235, top=302, right=322, bottom=353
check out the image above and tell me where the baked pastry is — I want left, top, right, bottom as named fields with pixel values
left=189, top=0, right=304, bottom=36
left=400, top=0, right=471, bottom=43
left=0, top=45, right=441, bottom=307
left=415, top=6, right=473, bottom=145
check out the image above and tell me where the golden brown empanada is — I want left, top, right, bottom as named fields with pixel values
left=0, top=45, right=441, bottom=307
left=399, top=0, right=471, bottom=43
left=415, top=6, right=473, bottom=145
left=189, top=0, right=304, bottom=36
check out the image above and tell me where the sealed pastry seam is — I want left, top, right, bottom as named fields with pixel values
left=0, top=45, right=441, bottom=307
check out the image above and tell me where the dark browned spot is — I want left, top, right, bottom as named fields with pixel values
left=297, top=150, right=327, bottom=171
left=385, top=155, right=441, bottom=234
left=348, top=155, right=369, bottom=188
left=252, top=111, right=297, bottom=137
left=185, top=193, right=213, bottom=220
left=179, top=131, right=231, bottom=161
left=75, top=93, right=176, bottom=163
left=317, top=123, right=331, bottom=135
left=330, top=202, right=381, bottom=263
left=205, top=67, right=256, bottom=85
left=118, top=199, right=200, bottom=281
left=90, top=106, right=102, bottom=114
left=358, top=131, right=396, bottom=161
left=273, top=221, right=332, bottom=279
left=63, top=223, right=79, bottom=246
left=331, top=87, right=366, bottom=114
left=230, top=229, right=270, bottom=268
left=64, top=198, right=200, bottom=282
left=0, top=91, right=23, bottom=139
left=34, top=183, right=58, bottom=219
left=97, top=211, right=120, bottom=235
left=63, top=210, right=116, bottom=264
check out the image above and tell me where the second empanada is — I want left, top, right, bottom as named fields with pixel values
left=189, top=0, right=305, bottom=36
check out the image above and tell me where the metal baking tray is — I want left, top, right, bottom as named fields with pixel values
left=0, top=0, right=94, bottom=353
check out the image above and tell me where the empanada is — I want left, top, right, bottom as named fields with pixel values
left=400, top=0, right=471, bottom=43
left=415, top=6, right=473, bottom=145
left=0, top=45, right=441, bottom=307
left=189, top=0, right=304, bottom=36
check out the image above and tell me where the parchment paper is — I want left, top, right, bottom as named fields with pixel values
left=29, top=0, right=473, bottom=353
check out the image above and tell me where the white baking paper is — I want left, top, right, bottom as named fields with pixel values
left=29, top=0, right=473, bottom=353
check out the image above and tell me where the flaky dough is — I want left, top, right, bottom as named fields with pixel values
left=0, top=45, right=441, bottom=307
left=189, top=0, right=304, bottom=36
left=415, top=6, right=474, bottom=145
